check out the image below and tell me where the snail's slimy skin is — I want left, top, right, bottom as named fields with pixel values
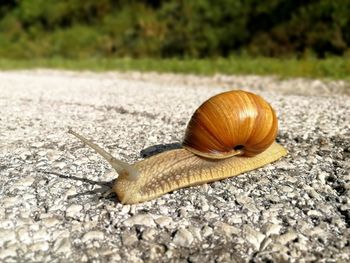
left=114, top=142, right=287, bottom=204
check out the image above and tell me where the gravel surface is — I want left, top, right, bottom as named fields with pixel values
left=0, top=70, right=349, bottom=262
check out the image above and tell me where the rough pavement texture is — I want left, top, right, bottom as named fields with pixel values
left=0, top=70, right=349, bottom=262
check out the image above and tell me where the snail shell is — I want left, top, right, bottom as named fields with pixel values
left=68, top=90, right=287, bottom=204
left=183, top=90, right=278, bottom=158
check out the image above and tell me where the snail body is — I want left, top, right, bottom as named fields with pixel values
left=68, top=90, right=287, bottom=204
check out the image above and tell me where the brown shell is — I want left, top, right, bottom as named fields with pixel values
left=182, top=90, right=278, bottom=158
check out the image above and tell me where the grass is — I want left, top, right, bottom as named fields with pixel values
left=0, top=56, right=349, bottom=80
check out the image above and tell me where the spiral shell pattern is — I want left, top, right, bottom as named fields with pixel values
left=183, top=90, right=278, bottom=158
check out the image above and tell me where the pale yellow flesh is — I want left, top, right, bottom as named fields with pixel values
left=114, top=142, right=287, bottom=204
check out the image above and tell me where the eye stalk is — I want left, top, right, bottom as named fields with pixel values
left=68, top=129, right=139, bottom=181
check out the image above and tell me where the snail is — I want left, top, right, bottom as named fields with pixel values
left=68, top=90, right=287, bottom=204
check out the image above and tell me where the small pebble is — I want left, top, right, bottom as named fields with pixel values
left=29, top=241, right=49, bottom=252
left=64, top=187, right=77, bottom=198
left=32, top=229, right=49, bottom=241
left=173, top=228, right=194, bottom=247
left=188, top=226, right=202, bottom=241
left=123, top=214, right=156, bottom=227
left=317, top=172, right=327, bottom=184
left=243, top=225, right=265, bottom=250
left=54, top=237, right=71, bottom=254
left=47, top=150, right=61, bottom=161
left=199, top=197, right=210, bottom=212
left=120, top=205, right=130, bottom=215
left=19, top=150, right=32, bottom=160
left=122, top=232, right=138, bottom=246
left=82, top=231, right=104, bottom=242
left=54, top=162, right=67, bottom=169
left=178, top=207, right=188, bottom=217
left=141, top=228, right=156, bottom=241
left=17, top=227, right=31, bottom=244
left=0, top=247, right=17, bottom=259
left=307, top=210, right=322, bottom=217
left=66, top=204, right=83, bottom=218
left=0, top=229, right=16, bottom=246
left=277, top=230, right=298, bottom=245
left=214, top=222, right=240, bottom=237
left=280, top=185, right=293, bottom=193
left=235, top=194, right=259, bottom=212
left=263, top=223, right=282, bottom=236
left=155, top=216, right=173, bottom=228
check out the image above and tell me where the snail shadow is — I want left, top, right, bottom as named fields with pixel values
left=39, top=170, right=117, bottom=201
left=140, top=142, right=182, bottom=158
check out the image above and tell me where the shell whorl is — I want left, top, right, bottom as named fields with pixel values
left=182, top=90, right=278, bottom=158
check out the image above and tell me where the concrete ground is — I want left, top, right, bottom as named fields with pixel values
left=0, top=70, right=349, bottom=262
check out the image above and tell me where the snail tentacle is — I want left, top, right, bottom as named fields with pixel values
left=68, top=129, right=139, bottom=181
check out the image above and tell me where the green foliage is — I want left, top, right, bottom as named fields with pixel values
left=0, top=57, right=349, bottom=80
left=0, top=0, right=349, bottom=59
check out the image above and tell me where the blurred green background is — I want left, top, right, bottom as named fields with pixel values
left=0, top=0, right=349, bottom=78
